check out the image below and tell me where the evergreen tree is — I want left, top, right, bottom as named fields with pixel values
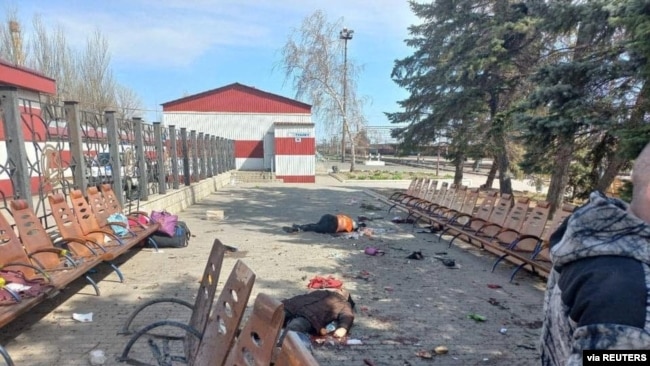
left=389, top=0, right=539, bottom=194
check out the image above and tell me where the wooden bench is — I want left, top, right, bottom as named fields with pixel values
left=86, top=184, right=160, bottom=238
left=10, top=199, right=107, bottom=295
left=498, top=203, right=575, bottom=282
left=1, top=199, right=116, bottom=365
left=118, top=239, right=318, bottom=365
left=274, top=331, right=320, bottom=366
left=118, top=238, right=258, bottom=365
left=0, top=209, right=57, bottom=329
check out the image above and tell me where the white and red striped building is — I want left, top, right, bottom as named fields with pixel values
left=162, top=83, right=316, bottom=183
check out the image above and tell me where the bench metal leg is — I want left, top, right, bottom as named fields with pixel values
left=147, top=237, right=160, bottom=252
left=491, top=254, right=509, bottom=272
left=0, top=345, right=15, bottom=366
left=84, top=274, right=101, bottom=296
left=109, top=262, right=125, bottom=283
left=119, top=298, right=194, bottom=335
left=509, top=263, right=528, bottom=283
left=118, top=320, right=202, bottom=365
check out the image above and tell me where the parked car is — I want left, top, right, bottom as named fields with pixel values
left=86, top=153, right=139, bottom=196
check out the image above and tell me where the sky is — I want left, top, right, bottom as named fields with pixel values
left=9, top=0, right=419, bottom=138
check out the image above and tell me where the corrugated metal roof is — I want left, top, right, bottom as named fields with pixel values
left=161, top=83, right=311, bottom=114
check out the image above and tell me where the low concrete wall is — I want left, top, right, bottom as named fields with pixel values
left=129, top=171, right=233, bottom=214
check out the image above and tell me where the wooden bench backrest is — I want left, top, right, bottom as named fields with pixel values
left=459, top=188, right=481, bottom=216
left=543, top=203, right=576, bottom=243
left=530, top=203, right=576, bottom=264
left=87, top=186, right=110, bottom=227
left=416, top=178, right=433, bottom=199
left=405, top=178, right=419, bottom=196
left=473, top=191, right=498, bottom=221
left=48, top=193, right=85, bottom=240
left=520, top=201, right=551, bottom=239
left=10, top=200, right=73, bottom=272
left=100, top=184, right=122, bottom=216
left=222, top=293, right=285, bottom=366
left=447, top=185, right=468, bottom=212
left=192, top=260, right=256, bottom=365
left=184, top=239, right=229, bottom=360
left=275, top=331, right=320, bottom=366
left=439, top=183, right=458, bottom=208
left=488, top=193, right=513, bottom=227
left=430, top=182, right=449, bottom=206
left=410, top=178, right=423, bottom=197
left=423, top=180, right=439, bottom=201
left=70, top=189, right=102, bottom=236
left=501, top=197, right=531, bottom=232
left=0, top=208, right=38, bottom=279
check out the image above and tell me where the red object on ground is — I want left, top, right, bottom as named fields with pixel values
left=307, top=275, right=343, bottom=289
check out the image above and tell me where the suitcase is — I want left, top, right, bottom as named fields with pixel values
left=150, top=221, right=191, bottom=248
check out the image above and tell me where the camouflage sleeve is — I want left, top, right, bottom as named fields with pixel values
left=567, top=324, right=650, bottom=365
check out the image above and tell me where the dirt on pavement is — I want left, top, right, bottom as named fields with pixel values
left=0, top=177, right=547, bottom=366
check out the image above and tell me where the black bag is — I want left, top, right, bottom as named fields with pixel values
left=150, top=221, right=191, bottom=248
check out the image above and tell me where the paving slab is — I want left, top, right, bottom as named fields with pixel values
left=0, top=177, right=546, bottom=365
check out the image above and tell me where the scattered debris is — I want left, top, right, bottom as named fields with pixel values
left=415, top=350, right=433, bottom=359
left=406, top=251, right=424, bottom=260
left=433, top=255, right=456, bottom=267
left=487, top=297, right=509, bottom=310
left=499, top=328, right=508, bottom=334
left=364, top=247, right=385, bottom=256
left=487, top=284, right=502, bottom=289
left=344, top=198, right=360, bottom=205
left=347, top=339, right=363, bottom=345
left=391, top=216, right=415, bottom=224
left=223, top=245, right=238, bottom=252
left=516, top=344, right=536, bottom=350
left=434, top=345, right=449, bottom=354
left=363, top=359, right=376, bottom=366
left=467, top=313, right=487, bottom=322
left=205, top=210, right=224, bottom=221
left=89, top=349, right=107, bottom=365
left=360, top=202, right=383, bottom=211
left=72, top=312, right=93, bottom=322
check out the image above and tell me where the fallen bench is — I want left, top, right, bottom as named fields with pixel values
left=118, top=238, right=318, bottom=365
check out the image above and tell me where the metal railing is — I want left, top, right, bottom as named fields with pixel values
left=0, top=86, right=235, bottom=230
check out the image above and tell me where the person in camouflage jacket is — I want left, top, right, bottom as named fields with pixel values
left=540, top=142, right=650, bottom=365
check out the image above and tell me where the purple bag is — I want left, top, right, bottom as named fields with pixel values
left=151, top=210, right=178, bottom=237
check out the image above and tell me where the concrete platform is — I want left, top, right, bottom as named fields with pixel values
left=0, top=177, right=546, bottom=365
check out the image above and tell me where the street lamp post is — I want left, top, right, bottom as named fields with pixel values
left=339, top=27, right=353, bottom=163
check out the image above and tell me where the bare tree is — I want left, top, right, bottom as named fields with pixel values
left=114, top=84, right=143, bottom=120
left=76, top=30, right=116, bottom=113
left=278, top=10, right=367, bottom=171
left=30, top=15, right=78, bottom=102
left=4, top=12, right=143, bottom=116
left=0, top=7, right=26, bottom=65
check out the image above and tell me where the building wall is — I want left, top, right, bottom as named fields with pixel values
left=163, top=112, right=311, bottom=170
left=274, top=124, right=315, bottom=183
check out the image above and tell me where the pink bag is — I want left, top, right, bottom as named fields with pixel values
left=150, top=210, right=178, bottom=237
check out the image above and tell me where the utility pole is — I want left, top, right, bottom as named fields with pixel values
left=339, top=27, right=353, bottom=163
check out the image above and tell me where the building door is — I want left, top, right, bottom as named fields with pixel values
left=263, top=132, right=275, bottom=171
